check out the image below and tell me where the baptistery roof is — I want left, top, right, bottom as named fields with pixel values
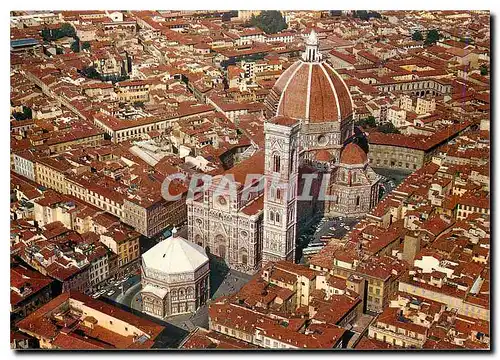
left=142, top=230, right=208, bottom=274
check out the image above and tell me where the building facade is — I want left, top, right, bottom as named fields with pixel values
left=326, top=143, right=381, bottom=217
left=140, top=229, right=210, bottom=318
left=187, top=152, right=265, bottom=274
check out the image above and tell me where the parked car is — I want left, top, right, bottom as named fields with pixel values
left=92, top=290, right=105, bottom=299
left=107, top=290, right=116, bottom=297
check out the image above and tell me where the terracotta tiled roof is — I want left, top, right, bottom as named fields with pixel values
left=340, top=143, right=367, bottom=165
left=315, top=149, right=333, bottom=162
left=267, top=60, right=353, bottom=123
left=269, top=116, right=299, bottom=126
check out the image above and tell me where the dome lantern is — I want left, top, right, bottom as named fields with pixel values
left=302, top=29, right=322, bottom=63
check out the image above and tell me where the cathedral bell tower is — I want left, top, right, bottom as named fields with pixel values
left=262, top=117, right=301, bottom=263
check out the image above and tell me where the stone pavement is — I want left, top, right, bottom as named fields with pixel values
left=115, top=281, right=141, bottom=307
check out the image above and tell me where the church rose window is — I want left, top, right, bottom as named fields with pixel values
left=317, top=135, right=328, bottom=146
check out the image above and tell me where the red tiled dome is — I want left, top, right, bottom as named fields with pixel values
left=315, top=149, right=333, bottom=162
left=265, top=61, right=353, bottom=123
left=340, top=143, right=367, bottom=165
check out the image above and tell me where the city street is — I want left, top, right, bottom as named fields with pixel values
left=310, top=217, right=360, bottom=245
left=209, top=258, right=252, bottom=299
left=90, top=273, right=139, bottom=302
left=104, top=256, right=252, bottom=331
left=297, top=215, right=360, bottom=250
left=374, top=167, right=411, bottom=199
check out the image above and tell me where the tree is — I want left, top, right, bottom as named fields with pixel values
left=41, top=23, right=76, bottom=42
left=222, top=10, right=238, bottom=22
left=41, top=28, right=51, bottom=41
left=412, top=30, right=423, bottom=41
left=81, top=41, right=91, bottom=51
left=378, top=122, right=401, bottom=134
left=59, top=23, right=76, bottom=38
left=425, top=29, right=441, bottom=45
left=250, top=10, right=287, bottom=34
left=480, top=64, right=488, bottom=76
left=355, top=115, right=377, bottom=128
left=368, top=11, right=381, bottom=19
left=352, top=10, right=380, bottom=21
left=23, top=106, right=32, bottom=119
left=365, top=116, right=377, bottom=127
left=12, top=106, right=32, bottom=120
left=354, top=10, right=369, bottom=21
left=80, top=66, right=100, bottom=80
left=71, top=37, right=80, bottom=53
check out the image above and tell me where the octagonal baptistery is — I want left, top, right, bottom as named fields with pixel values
left=265, top=30, right=354, bottom=161
left=140, top=228, right=210, bottom=319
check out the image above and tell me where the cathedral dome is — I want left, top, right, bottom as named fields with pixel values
left=340, top=142, right=368, bottom=165
left=265, top=31, right=353, bottom=124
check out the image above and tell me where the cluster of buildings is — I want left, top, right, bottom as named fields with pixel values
left=15, top=292, right=166, bottom=349
left=10, top=10, right=489, bottom=350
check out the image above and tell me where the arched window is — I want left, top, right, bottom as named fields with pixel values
left=218, top=244, right=226, bottom=259
left=195, top=234, right=203, bottom=247
left=275, top=213, right=280, bottom=223
left=276, top=188, right=282, bottom=201
left=356, top=196, right=360, bottom=206
left=269, top=211, right=274, bottom=221
left=273, top=154, right=281, bottom=172
left=240, top=248, right=248, bottom=266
